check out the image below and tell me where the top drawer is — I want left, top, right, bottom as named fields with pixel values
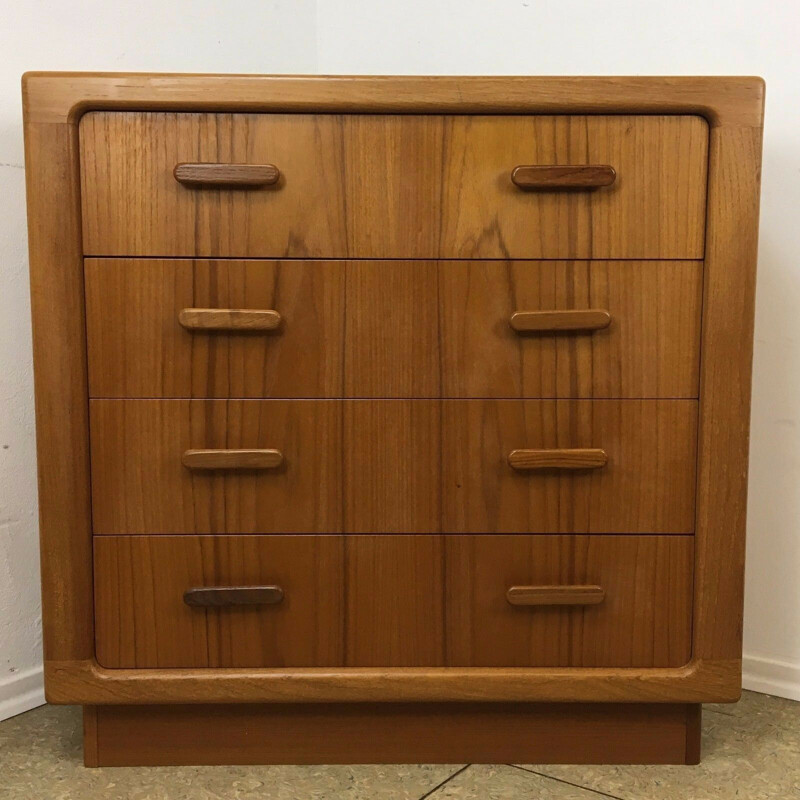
left=80, top=113, right=708, bottom=259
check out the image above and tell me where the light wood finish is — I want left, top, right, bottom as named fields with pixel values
left=80, top=113, right=707, bottom=259
left=86, top=258, right=702, bottom=400
left=48, top=657, right=742, bottom=705
left=181, top=448, right=283, bottom=470
left=507, top=448, right=608, bottom=471
left=446, top=535, right=693, bottom=667
left=178, top=308, right=282, bottom=331
left=85, top=702, right=701, bottom=766
left=173, top=162, right=280, bottom=186
left=183, top=586, right=284, bottom=607
left=90, top=400, right=342, bottom=534
left=443, top=400, right=696, bottom=533
left=511, top=164, right=616, bottom=189
left=85, top=259, right=345, bottom=398
left=509, top=309, right=611, bottom=334
left=94, top=535, right=343, bottom=668
left=24, top=75, right=763, bottom=712
left=439, top=260, right=702, bottom=399
left=506, top=585, right=606, bottom=606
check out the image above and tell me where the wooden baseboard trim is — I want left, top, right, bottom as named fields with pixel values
left=85, top=702, right=701, bottom=766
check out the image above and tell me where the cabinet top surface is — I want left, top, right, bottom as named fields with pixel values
left=21, top=72, right=765, bottom=128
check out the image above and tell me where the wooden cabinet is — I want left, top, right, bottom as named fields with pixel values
left=24, top=74, right=764, bottom=767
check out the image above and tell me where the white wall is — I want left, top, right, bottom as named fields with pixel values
left=1, top=1, right=798, bottom=719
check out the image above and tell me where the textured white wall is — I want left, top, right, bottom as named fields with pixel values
left=1, top=1, right=798, bottom=719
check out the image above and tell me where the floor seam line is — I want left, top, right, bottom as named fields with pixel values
left=417, top=764, right=471, bottom=799
left=509, top=765, right=627, bottom=800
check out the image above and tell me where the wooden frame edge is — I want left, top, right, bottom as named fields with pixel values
left=23, top=73, right=763, bottom=707
left=45, top=658, right=742, bottom=705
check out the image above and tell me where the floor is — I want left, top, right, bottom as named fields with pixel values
left=1, top=691, right=798, bottom=799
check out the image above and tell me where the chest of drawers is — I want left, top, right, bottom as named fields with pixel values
left=23, top=73, right=764, bottom=767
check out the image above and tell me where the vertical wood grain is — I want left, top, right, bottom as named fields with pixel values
left=344, top=536, right=446, bottom=666
left=343, top=401, right=441, bottom=533
left=85, top=259, right=346, bottom=398
left=94, top=535, right=344, bottom=668
left=90, top=400, right=343, bottom=534
left=439, top=260, right=702, bottom=398
left=445, top=535, right=693, bottom=667
left=24, top=119, right=94, bottom=662
left=442, top=400, right=697, bottom=533
left=693, top=122, right=764, bottom=662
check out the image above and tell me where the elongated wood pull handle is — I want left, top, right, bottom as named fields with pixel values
left=511, top=165, right=616, bottom=190
left=506, top=585, right=605, bottom=606
left=174, top=163, right=280, bottom=187
left=179, top=308, right=282, bottom=332
left=184, top=585, right=284, bottom=607
left=508, top=448, right=608, bottom=470
left=182, top=449, right=283, bottom=470
left=510, top=309, right=611, bottom=333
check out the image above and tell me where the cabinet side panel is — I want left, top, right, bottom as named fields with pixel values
left=24, top=119, right=94, bottom=665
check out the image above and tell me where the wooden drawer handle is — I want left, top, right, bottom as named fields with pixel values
left=184, top=585, right=284, bottom=607
left=510, top=309, right=611, bottom=333
left=508, top=448, right=607, bottom=470
left=174, top=162, right=280, bottom=187
left=507, top=585, right=605, bottom=606
left=511, top=165, right=616, bottom=190
left=182, top=449, right=283, bottom=470
left=179, top=308, right=282, bottom=332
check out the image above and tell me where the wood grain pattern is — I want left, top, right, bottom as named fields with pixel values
left=94, top=535, right=343, bottom=668
left=80, top=113, right=708, bottom=259
left=505, top=585, right=606, bottom=606
left=509, top=309, right=611, bottom=333
left=442, top=400, right=697, bottom=533
left=507, top=448, right=608, bottom=470
left=439, top=260, right=702, bottom=399
left=85, top=259, right=345, bottom=398
left=343, top=536, right=445, bottom=666
left=183, top=586, right=285, bottom=607
left=173, top=162, right=280, bottom=186
left=178, top=308, right=282, bottom=331
left=511, top=164, right=616, bottom=189
left=94, top=534, right=689, bottom=669
left=87, top=702, right=700, bottom=766
left=86, top=258, right=701, bottom=399
left=343, top=401, right=441, bottom=533
left=48, top=657, right=743, bottom=705
left=446, top=535, right=693, bottom=667
left=23, top=74, right=763, bottom=711
left=181, top=448, right=283, bottom=470
left=90, top=400, right=343, bottom=534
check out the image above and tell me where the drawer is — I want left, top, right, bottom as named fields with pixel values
left=94, top=534, right=692, bottom=668
left=90, top=400, right=695, bottom=535
left=442, top=400, right=697, bottom=533
left=85, top=259, right=701, bottom=399
left=80, top=113, right=708, bottom=259
left=445, top=535, right=693, bottom=668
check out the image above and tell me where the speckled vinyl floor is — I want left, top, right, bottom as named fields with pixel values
left=1, top=690, right=798, bottom=799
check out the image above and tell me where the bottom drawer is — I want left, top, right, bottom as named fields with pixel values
left=94, top=535, right=693, bottom=669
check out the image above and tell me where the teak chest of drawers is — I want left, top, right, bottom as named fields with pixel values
left=23, top=73, right=764, bottom=767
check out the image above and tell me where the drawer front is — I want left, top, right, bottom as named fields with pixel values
left=442, top=399, right=697, bottom=533
left=94, top=534, right=691, bottom=668
left=80, top=113, right=708, bottom=259
left=85, top=259, right=346, bottom=398
left=90, top=400, right=343, bottom=534
left=91, top=400, right=695, bottom=535
left=86, top=259, right=701, bottom=399
left=445, top=535, right=693, bottom=668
